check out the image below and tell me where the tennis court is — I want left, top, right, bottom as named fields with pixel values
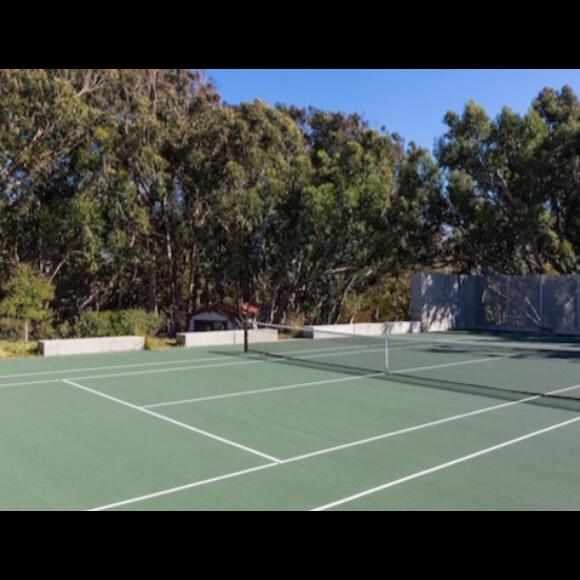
left=1, top=329, right=580, bottom=511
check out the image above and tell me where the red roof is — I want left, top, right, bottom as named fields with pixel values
left=191, top=303, right=261, bottom=320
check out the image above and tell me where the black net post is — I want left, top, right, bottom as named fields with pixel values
left=244, top=318, right=249, bottom=353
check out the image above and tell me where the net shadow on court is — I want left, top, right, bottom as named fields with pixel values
left=0, top=331, right=579, bottom=511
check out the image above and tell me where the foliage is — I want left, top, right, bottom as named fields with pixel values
left=340, top=275, right=412, bottom=323
left=1, top=69, right=580, bottom=337
left=0, top=264, right=55, bottom=341
left=117, top=310, right=165, bottom=337
left=61, top=310, right=164, bottom=339
left=0, top=341, right=38, bottom=359
left=436, top=87, right=580, bottom=274
left=0, top=318, right=25, bottom=341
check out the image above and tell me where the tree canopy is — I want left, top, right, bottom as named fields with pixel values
left=1, top=70, right=579, bottom=335
left=436, top=87, right=580, bottom=274
left=0, top=264, right=54, bottom=341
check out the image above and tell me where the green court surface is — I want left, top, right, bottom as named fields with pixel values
left=1, top=335, right=579, bottom=511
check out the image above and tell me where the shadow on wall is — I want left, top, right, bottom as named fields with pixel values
left=421, top=305, right=460, bottom=332
left=413, top=274, right=465, bottom=332
left=413, top=273, right=580, bottom=334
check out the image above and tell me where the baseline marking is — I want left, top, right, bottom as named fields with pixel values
left=0, top=379, right=63, bottom=390
left=311, top=415, right=580, bottom=511
left=67, top=361, right=261, bottom=382
left=0, top=360, right=262, bottom=389
left=88, top=464, right=278, bottom=512
left=0, top=346, right=382, bottom=391
left=88, top=390, right=553, bottom=512
left=62, top=380, right=282, bottom=464
left=0, top=356, right=233, bottom=380
left=0, top=341, right=379, bottom=384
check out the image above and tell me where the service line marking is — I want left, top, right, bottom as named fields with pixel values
left=63, top=380, right=282, bottom=465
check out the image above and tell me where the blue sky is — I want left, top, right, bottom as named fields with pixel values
left=204, top=69, right=580, bottom=151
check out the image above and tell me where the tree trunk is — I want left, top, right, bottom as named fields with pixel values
left=24, top=320, right=29, bottom=343
left=165, top=230, right=181, bottom=337
left=148, top=264, right=157, bottom=315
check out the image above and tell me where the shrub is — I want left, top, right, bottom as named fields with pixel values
left=0, top=318, right=25, bottom=341
left=0, top=317, right=57, bottom=341
left=62, top=310, right=164, bottom=339
left=0, top=341, right=38, bottom=359
left=34, top=320, right=59, bottom=340
left=117, top=310, right=164, bottom=337
left=72, top=311, right=117, bottom=338
left=0, top=264, right=54, bottom=342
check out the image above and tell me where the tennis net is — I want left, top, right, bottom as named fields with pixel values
left=245, top=323, right=389, bottom=374
left=245, top=323, right=580, bottom=403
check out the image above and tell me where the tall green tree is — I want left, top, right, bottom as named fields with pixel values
left=438, top=87, right=580, bottom=275
left=206, top=101, right=313, bottom=320
left=0, top=69, right=94, bottom=271
left=0, top=264, right=54, bottom=342
left=437, top=100, right=558, bottom=273
left=10, top=70, right=580, bottom=334
left=531, top=86, right=580, bottom=269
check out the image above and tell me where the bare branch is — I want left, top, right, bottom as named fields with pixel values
left=76, top=69, right=107, bottom=98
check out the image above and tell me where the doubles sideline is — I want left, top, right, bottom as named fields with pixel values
left=0, top=343, right=532, bottom=391
left=311, top=415, right=580, bottom=511
left=88, top=399, right=580, bottom=512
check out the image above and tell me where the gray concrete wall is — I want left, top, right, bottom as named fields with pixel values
left=411, top=273, right=470, bottom=332
left=411, top=274, right=424, bottom=326
left=177, top=323, right=421, bottom=349
left=39, top=337, right=145, bottom=357
left=314, top=322, right=422, bottom=337
left=177, top=329, right=278, bottom=348
left=461, top=276, right=480, bottom=329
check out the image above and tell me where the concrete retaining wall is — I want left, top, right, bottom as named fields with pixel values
left=39, top=336, right=145, bottom=357
left=177, top=329, right=279, bottom=348
left=411, top=274, right=466, bottom=332
left=177, top=323, right=420, bottom=349
left=411, top=273, right=480, bottom=332
left=313, top=322, right=422, bottom=337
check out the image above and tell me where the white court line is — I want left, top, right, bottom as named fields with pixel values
left=67, top=360, right=262, bottom=382
left=281, top=395, right=541, bottom=464
left=62, top=380, right=282, bottom=465
left=0, top=356, right=233, bottom=380
left=311, top=415, right=580, bottom=511
left=88, top=388, right=555, bottom=512
left=88, top=463, right=278, bottom=512
left=0, top=340, right=378, bottom=383
left=0, top=348, right=377, bottom=390
left=254, top=344, right=382, bottom=358
left=0, top=345, right=502, bottom=392
left=147, top=383, right=580, bottom=459
left=548, top=383, right=580, bottom=397
left=0, top=379, right=64, bottom=389
left=0, top=343, right=383, bottom=390
left=391, top=356, right=504, bottom=375
left=0, top=360, right=261, bottom=390
left=143, top=373, right=384, bottom=409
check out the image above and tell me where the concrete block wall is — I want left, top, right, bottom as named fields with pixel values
left=176, top=329, right=279, bottom=348
left=411, top=273, right=470, bottom=332
left=39, top=336, right=145, bottom=357
left=314, top=322, right=422, bottom=337
left=177, top=323, right=420, bottom=350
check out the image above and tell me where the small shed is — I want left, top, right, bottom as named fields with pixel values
left=188, top=310, right=237, bottom=333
